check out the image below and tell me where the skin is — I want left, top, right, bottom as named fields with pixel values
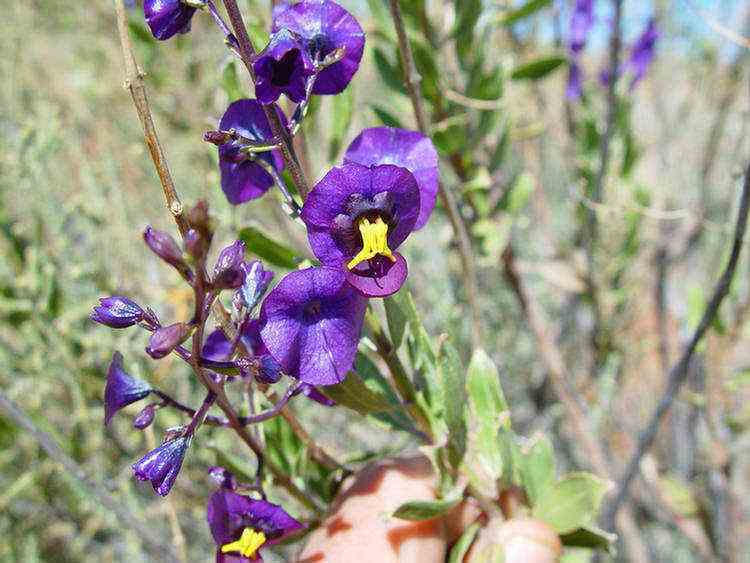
left=297, top=456, right=481, bottom=563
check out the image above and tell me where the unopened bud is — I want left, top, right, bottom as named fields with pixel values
left=133, top=404, right=157, bottom=430
left=146, top=322, right=192, bottom=359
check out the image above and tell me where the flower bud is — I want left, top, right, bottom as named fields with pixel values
left=146, top=322, right=192, bottom=359
left=187, top=200, right=213, bottom=242
left=212, top=240, right=246, bottom=290
left=133, top=404, right=157, bottom=430
left=132, top=435, right=191, bottom=496
left=184, top=228, right=209, bottom=262
left=143, top=226, right=192, bottom=280
left=104, top=352, right=152, bottom=426
left=91, top=296, right=144, bottom=328
left=236, top=260, right=274, bottom=311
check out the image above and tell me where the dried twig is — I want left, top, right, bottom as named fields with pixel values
left=604, top=155, right=750, bottom=526
left=386, top=0, right=483, bottom=350
left=113, top=0, right=188, bottom=236
left=501, top=245, right=650, bottom=562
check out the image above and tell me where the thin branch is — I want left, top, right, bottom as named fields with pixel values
left=604, top=155, right=750, bottom=526
left=0, top=389, right=176, bottom=560
left=113, top=0, right=189, bottom=236
left=586, top=0, right=623, bottom=373
left=501, top=244, right=650, bottom=562
left=386, top=0, right=483, bottom=349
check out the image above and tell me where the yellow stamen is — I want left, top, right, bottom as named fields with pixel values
left=346, top=217, right=396, bottom=270
left=221, top=528, right=267, bottom=558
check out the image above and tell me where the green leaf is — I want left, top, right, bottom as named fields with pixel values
left=532, top=472, right=610, bottom=534
left=239, top=227, right=301, bottom=269
left=448, top=522, right=481, bottom=563
left=221, top=60, right=244, bottom=102
left=511, top=56, right=566, bottom=81
left=372, top=48, right=407, bottom=94
left=328, top=87, right=354, bottom=160
left=560, top=526, right=617, bottom=554
left=437, top=339, right=467, bottom=470
left=520, top=434, right=556, bottom=506
left=371, top=105, right=403, bottom=128
left=467, top=349, right=509, bottom=430
left=384, top=295, right=408, bottom=350
left=394, top=290, right=436, bottom=369
left=500, top=0, right=553, bottom=26
left=503, top=172, right=534, bottom=214
left=263, top=415, right=304, bottom=475
left=321, top=370, right=397, bottom=416
left=392, top=495, right=463, bottom=521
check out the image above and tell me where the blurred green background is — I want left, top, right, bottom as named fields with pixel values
left=1, top=0, right=749, bottom=561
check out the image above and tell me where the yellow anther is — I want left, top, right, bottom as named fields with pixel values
left=221, top=528, right=267, bottom=558
left=346, top=217, right=396, bottom=270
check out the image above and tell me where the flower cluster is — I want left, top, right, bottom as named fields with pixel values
left=566, top=2, right=659, bottom=99
left=97, top=1, right=439, bottom=559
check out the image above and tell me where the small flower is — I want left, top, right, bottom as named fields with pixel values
left=146, top=322, right=192, bottom=359
left=104, top=352, right=152, bottom=426
left=568, top=0, right=594, bottom=54
left=253, top=29, right=315, bottom=104
left=208, top=466, right=238, bottom=490
left=258, top=267, right=367, bottom=385
left=91, top=296, right=144, bottom=328
left=272, top=0, right=365, bottom=95
left=237, top=260, right=275, bottom=311
left=626, top=17, right=659, bottom=90
left=344, top=127, right=439, bottom=230
left=144, top=226, right=192, bottom=280
left=213, top=240, right=247, bottom=289
left=566, top=60, right=583, bottom=100
left=217, top=100, right=286, bottom=205
left=301, top=162, right=420, bottom=297
left=207, top=489, right=304, bottom=562
left=144, top=0, right=200, bottom=41
left=202, top=320, right=282, bottom=384
left=132, top=435, right=191, bottom=496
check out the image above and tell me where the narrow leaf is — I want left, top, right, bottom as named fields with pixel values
left=437, top=339, right=467, bottom=469
left=501, top=0, right=552, bottom=26
left=520, top=434, right=556, bottom=506
left=560, top=526, right=618, bottom=554
left=511, top=56, right=566, bottom=81
left=384, top=295, right=408, bottom=350
left=392, top=495, right=462, bottom=521
left=239, top=227, right=301, bottom=269
left=448, top=522, right=481, bottom=563
left=322, top=370, right=397, bottom=416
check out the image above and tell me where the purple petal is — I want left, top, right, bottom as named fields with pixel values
left=344, top=127, right=438, bottom=229
left=144, top=0, right=197, bottom=41
left=202, top=329, right=234, bottom=361
left=345, top=252, right=408, bottom=298
left=301, top=163, right=420, bottom=268
left=132, top=436, right=191, bottom=496
left=104, top=352, right=152, bottom=426
left=253, top=29, right=315, bottom=104
left=568, top=0, right=594, bottom=54
left=566, top=59, right=583, bottom=100
left=259, top=267, right=367, bottom=385
left=272, top=0, right=365, bottom=95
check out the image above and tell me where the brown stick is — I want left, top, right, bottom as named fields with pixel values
left=386, top=0, right=483, bottom=350
left=502, top=245, right=650, bottom=563
left=113, top=0, right=189, bottom=236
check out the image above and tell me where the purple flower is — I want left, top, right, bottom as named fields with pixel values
left=133, top=404, right=157, bottom=430
left=293, top=383, right=335, bottom=407
left=344, top=127, right=439, bottom=230
left=253, top=29, right=315, bottom=104
left=202, top=320, right=283, bottom=384
left=146, top=322, right=191, bottom=359
left=207, top=489, right=304, bottom=562
left=272, top=0, right=365, bottom=95
left=566, top=59, right=583, bottom=100
left=626, top=17, right=659, bottom=89
left=301, top=163, right=420, bottom=297
left=104, top=352, right=152, bottom=426
left=213, top=240, right=247, bottom=289
left=91, top=296, right=144, bottom=328
left=217, top=100, right=286, bottom=205
left=568, top=0, right=594, bottom=54
left=144, top=226, right=192, bottom=280
left=144, top=0, right=199, bottom=41
left=258, top=267, right=367, bottom=385
left=132, top=435, right=191, bottom=496
left=237, top=260, right=275, bottom=311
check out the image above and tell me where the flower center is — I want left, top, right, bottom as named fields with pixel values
left=271, top=49, right=301, bottom=87
left=347, top=216, right=396, bottom=270
left=221, top=527, right=267, bottom=558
